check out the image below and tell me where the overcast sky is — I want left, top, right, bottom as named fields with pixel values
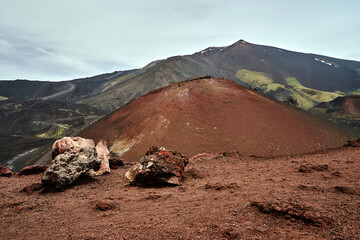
left=0, top=0, right=359, bottom=81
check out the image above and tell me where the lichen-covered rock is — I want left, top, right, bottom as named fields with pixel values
left=125, top=146, right=188, bottom=186
left=41, top=146, right=100, bottom=188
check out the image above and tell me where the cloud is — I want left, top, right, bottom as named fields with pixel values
left=0, top=0, right=359, bottom=80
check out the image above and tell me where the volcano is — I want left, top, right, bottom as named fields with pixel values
left=80, top=77, right=355, bottom=161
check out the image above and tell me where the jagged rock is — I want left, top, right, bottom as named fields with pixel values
left=17, top=165, right=48, bottom=176
left=20, top=183, right=43, bottom=194
left=0, top=165, right=13, bottom=177
left=109, top=152, right=124, bottom=169
left=51, top=137, right=95, bottom=159
left=299, top=164, right=328, bottom=173
left=251, top=201, right=333, bottom=227
left=205, top=182, right=239, bottom=190
left=344, top=138, right=360, bottom=147
left=41, top=146, right=100, bottom=188
left=95, top=140, right=111, bottom=174
left=334, top=186, right=358, bottom=195
left=125, top=146, right=189, bottom=186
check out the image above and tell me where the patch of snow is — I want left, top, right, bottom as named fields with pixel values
left=314, top=58, right=339, bottom=68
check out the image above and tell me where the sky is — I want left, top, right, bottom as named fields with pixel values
left=0, top=0, right=359, bottom=81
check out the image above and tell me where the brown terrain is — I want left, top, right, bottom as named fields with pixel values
left=1, top=76, right=359, bottom=239
left=81, top=77, right=356, bottom=162
left=0, top=146, right=359, bottom=239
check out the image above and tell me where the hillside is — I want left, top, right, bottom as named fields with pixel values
left=78, top=40, right=360, bottom=111
left=0, top=70, right=136, bottom=101
left=80, top=77, right=356, bottom=162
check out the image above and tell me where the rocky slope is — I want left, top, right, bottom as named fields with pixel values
left=78, top=40, right=360, bottom=111
left=80, top=77, right=356, bottom=162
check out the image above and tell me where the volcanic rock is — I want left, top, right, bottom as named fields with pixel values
left=125, top=146, right=189, bottom=186
left=20, top=183, right=43, bottom=194
left=251, top=201, right=333, bottom=227
left=298, top=164, right=328, bottom=173
left=95, top=140, right=111, bottom=174
left=17, top=165, right=48, bottom=176
left=0, top=165, right=13, bottom=177
left=334, top=186, right=358, bottom=195
left=41, top=146, right=100, bottom=188
left=109, top=152, right=124, bottom=169
left=95, top=200, right=115, bottom=211
left=344, top=138, right=360, bottom=147
left=51, top=136, right=95, bottom=159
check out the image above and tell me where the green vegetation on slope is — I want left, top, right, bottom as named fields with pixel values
left=37, top=126, right=68, bottom=139
left=350, top=88, right=360, bottom=94
left=236, top=69, right=273, bottom=89
left=236, top=69, right=344, bottom=110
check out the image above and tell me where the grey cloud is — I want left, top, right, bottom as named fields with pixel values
left=0, top=0, right=359, bottom=80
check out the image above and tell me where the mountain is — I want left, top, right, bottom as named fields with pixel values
left=80, top=77, right=355, bottom=162
left=78, top=40, right=360, bottom=111
left=1, top=40, right=359, bottom=165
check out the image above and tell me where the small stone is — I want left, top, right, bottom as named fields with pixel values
left=95, top=200, right=115, bottom=211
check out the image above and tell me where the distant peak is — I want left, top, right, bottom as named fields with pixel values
left=236, top=39, right=248, bottom=44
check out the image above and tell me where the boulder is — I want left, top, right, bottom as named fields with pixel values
left=109, top=152, right=124, bottom=169
left=17, top=165, right=48, bottom=176
left=125, top=146, right=189, bottom=186
left=344, top=138, right=360, bottom=147
left=95, top=140, right=111, bottom=174
left=51, top=137, right=95, bottom=159
left=0, top=165, right=13, bottom=177
left=41, top=146, right=100, bottom=188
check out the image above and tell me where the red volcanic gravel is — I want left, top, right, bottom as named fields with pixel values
left=0, top=147, right=359, bottom=239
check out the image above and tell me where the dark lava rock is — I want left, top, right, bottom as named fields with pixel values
left=334, top=186, right=357, bottom=195
left=0, top=165, right=13, bottom=177
left=109, top=152, right=124, bottom=169
left=20, top=183, right=43, bottom=194
left=125, top=146, right=188, bottom=186
left=344, top=138, right=360, bottom=147
left=95, top=200, right=115, bottom=211
left=205, top=182, right=239, bottom=191
left=299, top=164, right=328, bottom=173
left=251, top=201, right=333, bottom=227
left=17, top=165, right=48, bottom=176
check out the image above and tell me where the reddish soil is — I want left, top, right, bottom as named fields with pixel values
left=81, top=77, right=356, bottom=162
left=340, top=95, right=360, bottom=115
left=1, top=147, right=359, bottom=239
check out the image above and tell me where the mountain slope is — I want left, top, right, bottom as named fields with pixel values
left=0, top=70, right=136, bottom=101
left=310, top=95, right=360, bottom=130
left=80, top=77, right=355, bottom=162
left=78, top=40, right=360, bottom=110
